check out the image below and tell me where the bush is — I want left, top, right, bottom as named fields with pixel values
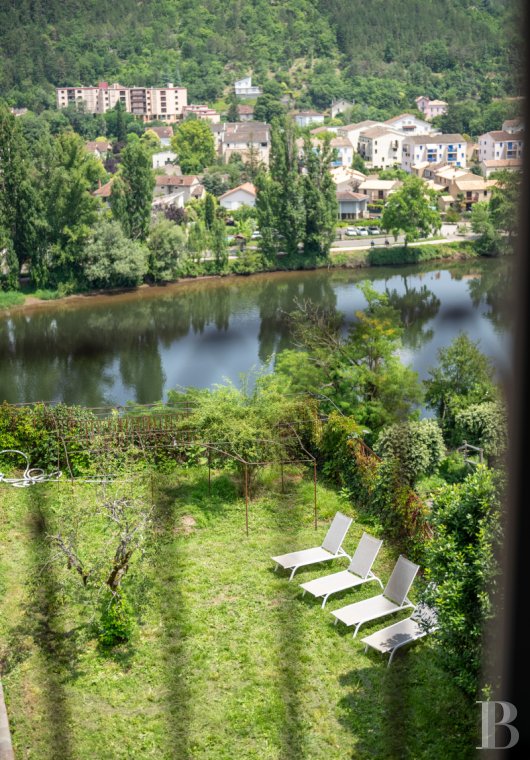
left=453, top=401, right=507, bottom=461
left=438, top=452, right=469, bottom=484
left=367, top=243, right=476, bottom=266
left=374, top=419, right=446, bottom=487
left=99, top=592, right=134, bottom=647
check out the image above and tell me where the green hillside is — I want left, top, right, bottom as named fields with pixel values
left=0, top=0, right=522, bottom=110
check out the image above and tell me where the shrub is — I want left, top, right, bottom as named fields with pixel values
left=453, top=401, right=507, bottom=461
left=374, top=419, right=445, bottom=487
left=99, top=592, right=134, bottom=647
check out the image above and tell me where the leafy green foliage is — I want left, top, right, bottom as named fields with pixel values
left=375, top=419, right=446, bottom=487
left=111, top=138, right=155, bottom=241
left=98, top=591, right=134, bottom=647
left=453, top=401, right=507, bottom=460
left=382, top=176, right=441, bottom=245
left=423, top=466, right=503, bottom=695
left=82, top=218, right=148, bottom=288
left=147, top=217, right=188, bottom=282
left=171, top=119, right=215, bottom=174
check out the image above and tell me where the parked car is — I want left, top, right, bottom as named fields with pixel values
left=345, top=227, right=358, bottom=236
left=368, top=226, right=380, bottom=234
left=251, top=230, right=262, bottom=239
left=357, top=228, right=369, bottom=236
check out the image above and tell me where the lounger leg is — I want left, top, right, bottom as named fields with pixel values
left=353, top=622, right=362, bottom=638
left=334, top=618, right=338, bottom=625
left=388, top=650, right=396, bottom=667
left=289, top=565, right=299, bottom=581
left=321, top=594, right=329, bottom=609
left=377, top=579, right=384, bottom=589
left=302, top=589, right=306, bottom=597
left=274, top=563, right=278, bottom=571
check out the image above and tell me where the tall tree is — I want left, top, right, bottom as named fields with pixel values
left=111, top=139, right=155, bottom=241
left=211, top=217, right=228, bottom=268
left=171, top=119, right=215, bottom=174
left=226, top=92, right=240, bottom=123
left=382, top=175, right=441, bottom=246
left=269, top=116, right=303, bottom=256
left=0, top=105, right=43, bottom=284
left=301, top=134, right=337, bottom=256
left=204, top=192, right=216, bottom=230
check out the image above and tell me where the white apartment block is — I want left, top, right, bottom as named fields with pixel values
left=477, top=130, right=524, bottom=162
left=358, top=127, right=404, bottom=168
left=56, top=82, right=187, bottom=123
left=337, top=120, right=384, bottom=152
left=384, top=113, right=436, bottom=135
left=401, top=134, right=467, bottom=172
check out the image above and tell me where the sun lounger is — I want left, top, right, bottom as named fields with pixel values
left=361, top=603, right=438, bottom=665
left=330, top=555, right=419, bottom=637
left=271, top=511, right=353, bottom=581
left=299, top=532, right=383, bottom=607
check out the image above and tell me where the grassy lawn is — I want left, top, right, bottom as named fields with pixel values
left=0, top=467, right=475, bottom=759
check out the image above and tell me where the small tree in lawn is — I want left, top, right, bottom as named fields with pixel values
left=382, top=175, right=441, bottom=246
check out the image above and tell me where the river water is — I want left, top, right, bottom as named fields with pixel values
left=0, top=260, right=512, bottom=407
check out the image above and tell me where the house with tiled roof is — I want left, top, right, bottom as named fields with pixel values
left=237, top=104, right=255, bottom=122
left=402, top=134, right=467, bottom=172
left=384, top=113, right=436, bottom=135
left=477, top=130, right=524, bottom=163
left=357, top=178, right=402, bottom=202
left=502, top=118, right=523, bottom=134
left=214, top=121, right=270, bottom=165
left=415, top=96, right=448, bottom=121
left=336, top=190, right=368, bottom=220
left=358, top=126, right=404, bottom=168
left=147, top=126, right=174, bottom=146
left=154, top=175, right=204, bottom=202
left=337, top=120, right=385, bottom=152
left=480, top=158, right=523, bottom=178
left=219, top=182, right=256, bottom=210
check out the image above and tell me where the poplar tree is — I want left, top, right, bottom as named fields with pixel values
left=301, top=134, right=337, bottom=256
left=111, top=138, right=155, bottom=241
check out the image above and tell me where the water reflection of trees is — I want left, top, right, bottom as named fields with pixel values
left=384, top=277, right=441, bottom=350
left=466, top=261, right=512, bottom=333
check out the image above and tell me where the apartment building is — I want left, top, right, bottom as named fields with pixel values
left=401, top=134, right=467, bottom=172
left=358, top=127, right=404, bottom=168
left=415, top=96, right=448, bottom=121
left=384, top=113, right=436, bottom=135
left=56, top=82, right=187, bottom=122
left=182, top=104, right=220, bottom=123
left=477, top=130, right=524, bottom=162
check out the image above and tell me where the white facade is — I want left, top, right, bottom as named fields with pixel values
left=152, top=150, right=177, bottom=169
left=183, top=104, right=220, bottom=123
left=477, top=131, right=524, bottom=162
left=384, top=113, right=436, bottom=135
left=56, top=82, right=187, bottom=122
left=358, top=128, right=404, bottom=168
left=337, top=121, right=384, bottom=152
left=234, top=77, right=262, bottom=98
left=330, top=99, right=354, bottom=118
left=330, top=137, right=354, bottom=167
left=401, top=135, right=467, bottom=173
left=219, top=183, right=256, bottom=210
left=294, top=112, right=325, bottom=128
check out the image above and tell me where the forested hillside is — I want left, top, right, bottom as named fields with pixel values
left=0, top=0, right=522, bottom=110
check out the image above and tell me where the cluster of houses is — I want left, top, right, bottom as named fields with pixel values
left=71, top=76, right=522, bottom=221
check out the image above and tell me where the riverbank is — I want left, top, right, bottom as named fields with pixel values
left=0, top=241, right=482, bottom=315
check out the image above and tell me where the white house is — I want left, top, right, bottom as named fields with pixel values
left=357, top=178, right=401, bottom=202
left=415, top=96, right=448, bottom=121
left=215, top=121, right=270, bottom=165
left=330, top=136, right=354, bottom=167
left=401, top=134, right=467, bottom=172
left=384, top=113, right=436, bottom=135
left=154, top=175, right=204, bottom=202
left=502, top=118, right=524, bottom=134
left=294, top=111, right=325, bottom=128
left=358, top=127, right=403, bottom=168
left=336, top=191, right=368, bottom=220
left=477, top=130, right=524, bottom=163
left=152, top=150, right=177, bottom=168
left=234, top=77, right=262, bottom=98
left=480, top=158, right=523, bottom=177
left=330, top=99, right=354, bottom=118
left=337, top=120, right=385, bottom=151
left=219, top=182, right=257, bottom=210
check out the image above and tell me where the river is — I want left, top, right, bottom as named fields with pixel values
left=0, top=259, right=512, bottom=406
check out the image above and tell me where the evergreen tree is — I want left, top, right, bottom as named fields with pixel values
left=204, top=192, right=216, bottom=230
left=111, top=139, right=155, bottom=241
left=211, top=218, right=228, bottom=267
left=115, top=101, right=127, bottom=143
left=301, top=135, right=337, bottom=256
left=255, top=170, right=280, bottom=260
left=268, top=116, right=303, bottom=255
left=226, top=93, right=240, bottom=122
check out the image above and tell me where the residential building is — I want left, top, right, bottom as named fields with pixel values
left=502, top=118, right=524, bottom=134
left=152, top=150, right=178, bottom=169
left=310, top=126, right=338, bottom=136
left=330, top=165, right=367, bottom=192
left=384, top=113, right=436, bottom=135
left=92, top=179, right=113, bottom=208
left=219, top=182, right=256, bottom=210
left=357, top=178, right=401, bottom=202
left=152, top=191, right=185, bottom=212
left=238, top=105, right=255, bottom=122
left=358, top=127, right=404, bottom=168
left=214, top=121, right=270, bottom=165
left=415, top=96, right=448, bottom=121
left=448, top=177, right=498, bottom=212
left=154, top=175, right=204, bottom=202
left=480, top=158, right=523, bottom=177
left=330, top=99, right=354, bottom=119
left=182, top=104, right=220, bottom=123
left=147, top=126, right=174, bottom=146
left=56, top=82, right=187, bottom=122
left=9, top=107, right=28, bottom=117
left=337, top=120, right=384, bottom=151
left=477, top=130, right=524, bottom=162
left=85, top=140, right=112, bottom=159
left=234, top=77, right=262, bottom=98
left=330, top=136, right=354, bottom=167
left=294, top=111, right=325, bottom=128
left=401, top=134, right=467, bottom=172
left=336, top=191, right=368, bottom=220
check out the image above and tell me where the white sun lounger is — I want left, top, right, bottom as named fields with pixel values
left=361, top=603, right=438, bottom=666
left=271, top=511, right=353, bottom=581
left=299, top=532, right=383, bottom=607
left=330, top=555, right=419, bottom=637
